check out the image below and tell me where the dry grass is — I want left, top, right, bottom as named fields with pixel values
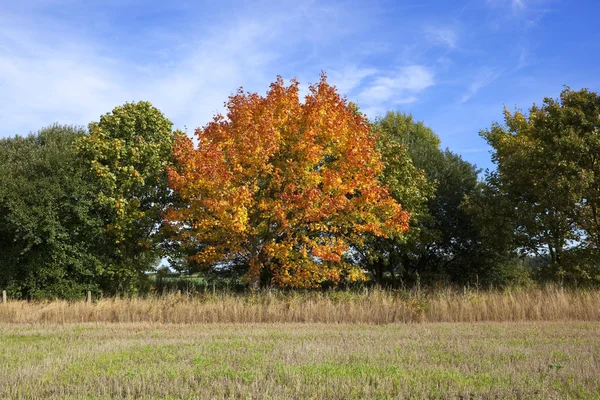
left=0, top=286, right=599, bottom=324
left=1, top=322, right=599, bottom=399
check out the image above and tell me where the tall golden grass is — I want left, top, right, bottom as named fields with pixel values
left=1, top=286, right=598, bottom=324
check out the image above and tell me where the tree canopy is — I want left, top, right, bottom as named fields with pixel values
left=165, top=76, right=411, bottom=288
left=481, top=87, right=600, bottom=284
left=77, top=101, right=178, bottom=293
left=0, top=126, right=107, bottom=299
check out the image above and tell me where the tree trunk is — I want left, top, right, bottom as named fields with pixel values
left=250, top=274, right=261, bottom=291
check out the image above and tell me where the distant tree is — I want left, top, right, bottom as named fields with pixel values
left=0, top=126, right=106, bottom=299
left=461, top=180, right=531, bottom=287
left=165, top=76, right=411, bottom=288
left=77, top=102, right=178, bottom=293
left=481, top=87, right=600, bottom=284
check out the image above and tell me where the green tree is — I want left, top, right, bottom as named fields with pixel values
left=77, top=101, right=178, bottom=293
left=362, top=111, right=522, bottom=287
left=0, top=126, right=107, bottom=299
left=481, top=87, right=600, bottom=284
left=461, top=179, right=531, bottom=287
left=354, top=112, right=434, bottom=285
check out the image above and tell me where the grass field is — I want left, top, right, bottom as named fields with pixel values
left=1, top=322, right=599, bottom=399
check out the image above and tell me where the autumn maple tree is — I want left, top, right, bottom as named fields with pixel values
left=166, top=75, right=410, bottom=288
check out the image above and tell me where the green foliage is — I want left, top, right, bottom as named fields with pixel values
left=362, top=111, right=524, bottom=287
left=354, top=112, right=434, bottom=284
left=462, top=182, right=532, bottom=287
left=77, top=101, right=177, bottom=293
left=481, top=87, right=600, bottom=284
left=376, top=112, right=436, bottom=227
left=0, top=125, right=106, bottom=299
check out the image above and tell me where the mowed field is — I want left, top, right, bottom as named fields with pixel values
left=1, top=321, right=599, bottom=399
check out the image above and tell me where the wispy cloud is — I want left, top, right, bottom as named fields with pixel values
left=516, top=44, right=530, bottom=70
left=0, top=18, right=130, bottom=135
left=512, top=0, right=526, bottom=11
left=460, top=67, right=504, bottom=103
left=359, top=66, right=434, bottom=103
left=487, top=0, right=555, bottom=21
left=0, top=1, right=373, bottom=136
left=424, top=25, right=459, bottom=49
left=140, top=20, right=281, bottom=132
left=355, top=66, right=435, bottom=117
left=328, top=66, right=378, bottom=97
left=487, top=0, right=527, bottom=12
left=456, top=147, right=488, bottom=154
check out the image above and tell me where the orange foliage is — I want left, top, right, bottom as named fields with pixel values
left=165, top=75, right=410, bottom=287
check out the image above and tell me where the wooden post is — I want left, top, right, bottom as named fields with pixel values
left=87, top=291, right=92, bottom=304
left=415, top=272, right=421, bottom=296
left=2, top=290, right=6, bottom=304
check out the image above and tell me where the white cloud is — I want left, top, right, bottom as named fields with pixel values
left=359, top=66, right=434, bottom=104
left=516, top=44, right=530, bottom=69
left=0, top=9, right=291, bottom=136
left=487, top=0, right=553, bottom=16
left=339, top=65, right=435, bottom=119
left=456, top=147, right=487, bottom=154
left=328, top=66, right=378, bottom=97
left=0, top=27, right=130, bottom=135
left=487, top=0, right=527, bottom=11
left=140, top=20, right=280, bottom=133
left=512, top=0, right=526, bottom=11
left=0, top=2, right=368, bottom=137
left=424, top=25, right=459, bottom=49
left=460, top=67, right=504, bottom=103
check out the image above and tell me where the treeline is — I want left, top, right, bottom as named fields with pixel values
left=1, top=76, right=598, bottom=299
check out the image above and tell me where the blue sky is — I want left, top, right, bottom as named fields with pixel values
left=1, top=0, right=599, bottom=172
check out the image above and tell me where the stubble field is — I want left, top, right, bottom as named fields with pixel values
left=1, top=321, right=599, bottom=399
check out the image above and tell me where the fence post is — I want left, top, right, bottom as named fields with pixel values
left=87, top=291, right=92, bottom=304
left=2, top=290, right=6, bottom=304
